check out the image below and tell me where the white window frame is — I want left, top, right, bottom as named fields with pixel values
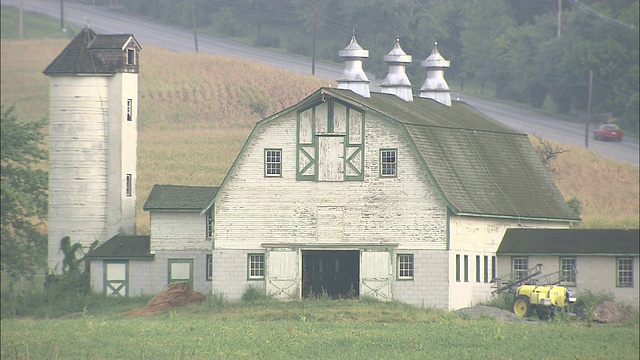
left=380, top=149, right=397, bottom=177
left=264, top=149, right=282, bottom=177
left=126, top=48, right=136, bottom=65
left=512, top=257, right=528, bottom=281
left=617, top=257, right=633, bottom=287
left=560, top=257, right=576, bottom=286
left=248, top=254, right=265, bottom=279
left=397, top=254, right=414, bottom=280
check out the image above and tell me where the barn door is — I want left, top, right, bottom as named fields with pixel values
left=360, top=250, right=392, bottom=301
left=168, top=259, right=193, bottom=289
left=104, top=261, right=128, bottom=297
left=266, top=249, right=300, bottom=299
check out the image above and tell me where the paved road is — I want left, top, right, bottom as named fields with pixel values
left=3, top=0, right=638, bottom=166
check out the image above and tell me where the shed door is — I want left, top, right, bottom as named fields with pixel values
left=360, top=250, right=392, bottom=301
left=104, top=261, right=128, bottom=297
left=266, top=249, right=299, bottom=299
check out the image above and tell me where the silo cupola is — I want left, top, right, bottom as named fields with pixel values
left=337, top=35, right=370, bottom=98
left=380, top=38, right=413, bottom=102
left=418, top=42, right=451, bottom=106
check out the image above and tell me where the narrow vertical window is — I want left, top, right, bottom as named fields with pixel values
left=455, top=254, right=461, bottom=282
left=248, top=254, right=265, bottom=279
left=265, top=149, right=282, bottom=177
left=206, top=209, right=213, bottom=238
left=464, top=255, right=469, bottom=282
left=127, top=48, right=136, bottom=65
left=380, top=149, right=397, bottom=177
left=125, top=174, right=132, bottom=197
left=491, top=256, right=496, bottom=281
left=476, top=255, right=481, bottom=283
left=617, top=257, right=633, bottom=287
left=483, top=256, right=489, bottom=283
left=206, top=254, right=213, bottom=281
left=397, top=254, right=414, bottom=280
left=512, top=257, right=529, bottom=281
left=126, top=99, right=132, bottom=121
left=560, top=257, right=576, bottom=286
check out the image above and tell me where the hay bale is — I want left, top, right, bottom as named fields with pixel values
left=123, top=282, right=206, bottom=316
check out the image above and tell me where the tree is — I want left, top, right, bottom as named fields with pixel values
left=0, top=106, right=48, bottom=279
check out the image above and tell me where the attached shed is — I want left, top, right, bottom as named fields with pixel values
left=496, top=228, right=639, bottom=307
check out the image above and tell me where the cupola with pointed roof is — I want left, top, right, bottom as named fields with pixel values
left=337, top=35, right=370, bottom=98
left=380, top=38, right=413, bottom=102
left=418, top=42, right=451, bottom=106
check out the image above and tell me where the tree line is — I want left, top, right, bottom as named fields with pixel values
left=123, top=0, right=639, bottom=132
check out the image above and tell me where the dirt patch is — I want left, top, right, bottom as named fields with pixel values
left=124, top=282, right=206, bottom=316
left=455, top=305, right=524, bottom=323
left=591, top=300, right=633, bottom=324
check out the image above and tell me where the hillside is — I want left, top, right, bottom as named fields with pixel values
left=1, top=39, right=638, bottom=232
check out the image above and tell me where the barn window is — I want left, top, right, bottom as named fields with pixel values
left=617, top=257, right=633, bottom=287
left=126, top=48, right=136, bottom=65
left=464, top=255, right=469, bottom=282
left=380, top=149, right=397, bottom=177
left=483, top=256, right=489, bottom=283
left=265, top=149, right=282, bottom=177
left=455, top=254, right=460, bottom=282
left=206, top=254, right=213, bottom=281
left=126, top=99, right=133, bottom=121
left=125, top=174, right=132, bottom=197
left=248, top=254, right=265, bottom=279
left=560, top=257, right=576, bottom=286
left=397, top=254, right=414, bottom=280
left=512, top=257, right=528, bottom=281
left=206, top=209, right=213, bottom=238
left=476, top=255, right=481, bottom=283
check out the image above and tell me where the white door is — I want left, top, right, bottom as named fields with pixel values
left=266, top=249, right=299, bottom=299
left=360, top=250, right=392, bottom=301
left=104, top=261, right=128, bottom=297
left=169, top=259, right=193, bottom=288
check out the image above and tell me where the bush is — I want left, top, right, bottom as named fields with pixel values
left=254, top=34, right=280, bottom=48
left=242, top=286, right=272, bottom=303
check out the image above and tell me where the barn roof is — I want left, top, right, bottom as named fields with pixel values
left=206, top=87, right=579, bottom=222
left=144, top=185, right=218, bottom=212
left=43, top=27, right=140, bottom=75
left=497, top=228, right=640, bottom=255
left=85, top=235, right=153, bottom=259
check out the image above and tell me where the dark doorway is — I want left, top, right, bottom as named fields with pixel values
left=302, top=250, right=359, bottom=299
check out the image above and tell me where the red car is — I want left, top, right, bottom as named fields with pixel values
left=593, top=124, right=623, bottom=141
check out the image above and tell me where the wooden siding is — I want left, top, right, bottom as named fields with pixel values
left=150, top=212, right=209, bottom=251
left=214, top=110, right=447, bottom=251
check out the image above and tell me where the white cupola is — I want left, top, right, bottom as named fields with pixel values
left=337, top=35, right=370, bottom=98
left=380, top=38, right=413, bottom=102
left=418, top=42, right=451, bottom=106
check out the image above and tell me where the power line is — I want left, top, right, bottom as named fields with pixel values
left=568, top=0, right=639, bottom=31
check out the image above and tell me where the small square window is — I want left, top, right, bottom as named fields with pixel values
left=248, top=254, right=265, bottom=279
left=265, top=149, right=282, bottom=177
left=125, top=174, right=132, bottom=197
left=617, top=257, right=633, bottom=287
left=126, top=99, right=133, bottom=121
left=126, top=48, right=136, bottom=65
left=397, top=254, right=414, bottom=280
left=380, top=149, right=397, bottom=177
left=206, top=254, right=213, bottom=281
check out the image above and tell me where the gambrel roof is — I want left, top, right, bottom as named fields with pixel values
left=144, top=185, right=218, bottom=212
left=498, top=228, right=640, bottom=255
left=43, top=27, right=140, bottom=76
left=206, top=87, right=579, bottom=222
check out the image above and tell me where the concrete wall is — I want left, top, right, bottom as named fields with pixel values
left=393, top=250, right=449, bottom=308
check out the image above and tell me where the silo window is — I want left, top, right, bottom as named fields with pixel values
left=125, top=174, right=132, bottom=197
left=126, top=48, right=136, bottom=65
left=126, top=99, right=132, bottom=121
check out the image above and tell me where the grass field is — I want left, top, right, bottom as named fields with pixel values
left=1, top=298, right=639, bottom=359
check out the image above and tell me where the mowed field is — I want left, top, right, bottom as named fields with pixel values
left=1, top=36, right=638, bottom=232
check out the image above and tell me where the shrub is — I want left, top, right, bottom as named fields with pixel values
left=242, top=286, right=271, bottom=303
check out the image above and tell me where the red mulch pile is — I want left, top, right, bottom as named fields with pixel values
left=123, top=282, right=206, bottom=316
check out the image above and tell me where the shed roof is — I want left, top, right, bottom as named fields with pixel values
left=144, top=185, right=218, bottom=212
left=43, top=27, right=139, bottom=75
left=249, top=87, right=577, bottom=222
left=497, top=228, right=640, bottom=255
left=85, top=235, right=152, bottom=259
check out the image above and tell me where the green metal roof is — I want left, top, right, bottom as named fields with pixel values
left=144, top=185, right=218, bottom=212
left=43, top=27, right=139, bottom=76
left=498, top=228, right=640, bottom=255
left=85, top=235, right=152, bottom=259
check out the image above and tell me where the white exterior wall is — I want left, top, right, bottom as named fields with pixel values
left=393, top=250, right=449, bottom=308
left=448, top=217, right=569, bottom=309
left=49, top=76, right=111, bottom=273
left=213, top=249, right=266, bottom=300
left=498, top=255, right=639, bottom=308
left=150, top=212, right=209, bottom=251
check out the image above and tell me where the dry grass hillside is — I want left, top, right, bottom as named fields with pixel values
left=1, top=39, right=637, bottom=233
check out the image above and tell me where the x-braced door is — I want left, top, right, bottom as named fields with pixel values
left=266, top=248, right=300, bottom=299
left=104, top=261, right=128, bottom=297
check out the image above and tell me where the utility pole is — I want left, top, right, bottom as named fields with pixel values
left=191, top=0, right=199, bottom=53
left=585, top=69, right=593, bottom=148
left=557, top=0, right=562, bottom=38
left=19, top=0, right=23, bottom=40
left=60, top=0, right=65, bottom=30
left=312, top=10, right=317, bottom=75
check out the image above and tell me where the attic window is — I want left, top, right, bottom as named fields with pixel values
left=380, top=149, right=397, bottom=177
left=126, top=48, right=136, bottom=65
left=265, top=149, right=282, bottom=177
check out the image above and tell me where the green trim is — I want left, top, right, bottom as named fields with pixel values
left=483, top=255, right=489, bottom=283
left=327, top=98, right=334, bottom=133
left=103, top=260, right=129, bottom=297
left=491, top=256, right=496, bottom=281
left=559, top=256, right=577, bottom=287
left=616, top=257, right=634, bottom=288
left=475, top=255, right=481, bottom=283
left=264, top=148, right=282, bottom=177
left=396, top=254, right=414, bottom=281
left=463, top=254, right=469, bottom=282
left=455, top=254, right=460, bottom=282
left=445, top=209, right=450, bottom=250
left=379, top=148, right=398, bottom=178
left=168, top=258, right=194, bottom=288
left=455, top=212, right=578, bottom=223
left=247, top=253, right=266, bottom=280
